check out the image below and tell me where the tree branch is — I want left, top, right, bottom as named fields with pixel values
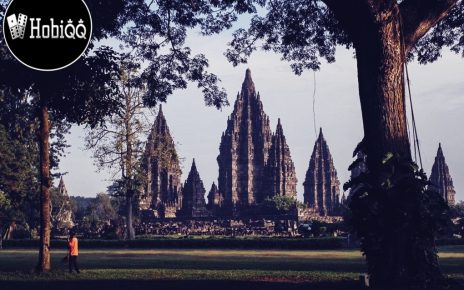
left=400, top=0, right=460, bottom=53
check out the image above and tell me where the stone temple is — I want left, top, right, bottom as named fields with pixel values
left=140, top=105, right=183, bottom=217
left=303, top=128, right=341, bottom=216
left=216, top=69, right=272, bottom=213
left=179, top=159, right=210, bottom=218
left=264, top=118, right=298, bottom=199
left=53, top=176, right=74, bottom=229
left=214, top=69, right=297, bottom=217
left=429, top=143, right=456, bottom=206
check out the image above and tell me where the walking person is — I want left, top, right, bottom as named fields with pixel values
left=68, top=230, right=80, bottom=273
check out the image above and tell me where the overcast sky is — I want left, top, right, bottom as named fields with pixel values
left=58, top=27, right=464, bottom=203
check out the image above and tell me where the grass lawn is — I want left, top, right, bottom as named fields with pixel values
left=0, top=246, right=463, bottom=290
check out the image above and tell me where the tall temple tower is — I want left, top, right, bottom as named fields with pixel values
left=207, top=182, right=223, bottom=216
left=140, top=105, right=183, bottom=213
left=179, top=159, right=210, bottom=218
left=303, top=128, right=341, bottom=216
left=264, top=119, right=298, bottom=198
left=217, top=69, right=273, bottom=212
left=429, top=143, right=456, bottom=206
left=54, top=176, right=74, bottom=228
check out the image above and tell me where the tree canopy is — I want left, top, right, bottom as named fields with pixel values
left=219, top=0, right=464, bottom=71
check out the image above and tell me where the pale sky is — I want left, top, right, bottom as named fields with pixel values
left=58, top=27, right=464, bottom=203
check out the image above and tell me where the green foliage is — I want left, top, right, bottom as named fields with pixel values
left=450, top=201, right=464, bottom=218
left=50, top=186, right=74, bottom=230
left=0, top=190, right=11, bottom=215
left=344, top=152, right=451, bottom=289
left=0, top=124, right=39, bottom=231
left=220, top=1, right=464, bottom=73
left=86, top=193, right=118, bottom=224
left=262, top=196, right=299, bottom=214
left=70, top=196, right=94, bottom=221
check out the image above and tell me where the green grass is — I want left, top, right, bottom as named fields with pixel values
left=0, top=246, right=463, bottom=289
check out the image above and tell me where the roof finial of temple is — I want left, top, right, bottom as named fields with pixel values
left=59, top=175, right=65, bottom=189
left=241, top=68, right=256, bottom=96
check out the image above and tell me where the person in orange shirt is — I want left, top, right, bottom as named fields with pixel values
left=68, top=231, right=80, bottom=273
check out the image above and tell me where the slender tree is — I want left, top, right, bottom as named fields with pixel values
left=85, top=56, right=150, bottom=240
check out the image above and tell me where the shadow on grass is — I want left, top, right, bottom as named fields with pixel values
left=1, top=278, right=462, bottom=290
left=0, top=279, right=364, bottom=290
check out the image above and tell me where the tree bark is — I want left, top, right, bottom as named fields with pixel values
left=0, top=226, right=3, bottom=249
left=126, top=194, right=135, bottom=240
left=125, top=96, right=135, bottom=240
left=36, top=103, right=51, bottom=272
left=354, top=6, right=411, bottom=173
left=351, top=5, right=444, bottom=289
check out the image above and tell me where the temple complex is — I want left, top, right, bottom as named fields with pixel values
left=139, top=70, right=345, bottom=220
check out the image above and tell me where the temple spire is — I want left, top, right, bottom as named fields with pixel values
left=241, top=68, right=256, bottom=97
left=437, top=142, right=443, bottom=157
left=140, top=107, right=182, bottom=214
left=217, top=68, right=272, bottom=213
left=180, top=159, right=210, bottom=218
left=264, top=119, right=297, bottom=198
left=303, top=128, right=341, bottom=216
left=429, top=143, right=456, bottom=206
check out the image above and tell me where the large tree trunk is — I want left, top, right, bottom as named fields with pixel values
left=320, top=1, right=458, bottom=288
left=352, top=7, right=442, bottom=289
left=36, top=103, right=51, bottom=272
left=354, top=6, right=411, bottom=173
